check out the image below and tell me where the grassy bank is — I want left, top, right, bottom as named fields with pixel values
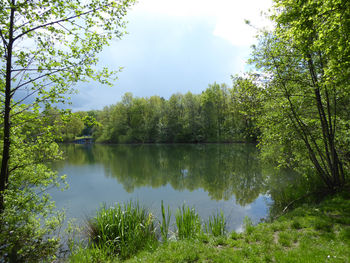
left=69, top=192, right=350, bottom=262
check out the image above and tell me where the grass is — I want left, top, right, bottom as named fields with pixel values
left=205, top=210, right=226, bottom=237
left=85, top=201, right=157, bottom=260
left=124, top=191, right=350, bottom=263
left=175, top=204, right=202, bottom=240
left=69, top=192, right=350, bottom=262
left=160, top=200, right=171, bottom=242
left=69, top=245, right=113, bottom=263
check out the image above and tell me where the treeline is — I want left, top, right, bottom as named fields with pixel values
left=45, top=78, right=260, bottom=143
left=42, top=109, right=96, bottom=142
left=91, top=79, right=260, bottom=143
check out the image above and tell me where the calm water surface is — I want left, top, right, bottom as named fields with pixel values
left=51, top=143, right=273, bottom=232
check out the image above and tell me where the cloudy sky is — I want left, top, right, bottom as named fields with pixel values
left=71, top=0, right=273, bottom=111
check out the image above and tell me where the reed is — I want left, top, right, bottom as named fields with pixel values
left=243, top=216, right=254, bottom=234
left=205, top=210, right=226, bottom=237
left=160, top=200, right=172, bottom=242
left=86, top=201, right=157, bottom=259
left=175, top=204, right=201, bottom=239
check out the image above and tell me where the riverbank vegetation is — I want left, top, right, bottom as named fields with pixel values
left=69, top=191, right=350, bottom=262
left=250, top=0, right=350, bottom=192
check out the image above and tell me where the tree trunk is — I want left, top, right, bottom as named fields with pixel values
left=307, top=54, right=344, bottom=190
left=0, top=2, right=15, bottom=213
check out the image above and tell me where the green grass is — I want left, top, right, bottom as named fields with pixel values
left=175, top=204, right=202, bottom=240
left=205, top=210, right=226, bottom=237
left=124, top=192, right=350, bottom=263
left=85, top=201, right=157, bottom=260
left=160, top=200, right=171, bottom=242
left=69, top=192, right=350, bottom=262
left=69, top=245, right=114, bottom=263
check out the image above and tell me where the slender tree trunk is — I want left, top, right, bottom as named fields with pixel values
left=307, top=54, right=344, bottom=189
left=0, top=2, right=15, bottom=213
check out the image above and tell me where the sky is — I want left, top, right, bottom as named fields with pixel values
left=70, top=0, right=273, bottom=111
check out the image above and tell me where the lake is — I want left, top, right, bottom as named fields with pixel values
left=50, top=143, right=274, bottom=232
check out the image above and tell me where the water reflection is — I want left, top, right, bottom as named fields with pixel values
left=51, top=143, right=287, bottom=231
left=56, top=143, right=265, bottom=206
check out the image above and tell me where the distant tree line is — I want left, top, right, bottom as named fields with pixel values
left=42, top=108, right=96, bottom=142
left=49, top=78, right=261, bottom=143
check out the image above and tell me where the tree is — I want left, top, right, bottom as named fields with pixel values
left=62, top=112, right=85, bottom=141
left=164, top=94, right=185, bottom=142
left=182, top=92, right=203, bottom=142
left=200, top=83, right=229, bottom=142
left=251, top=0, right=349, bottom=191
left=0, top=0, right=135, bottom=260
left=144, top=96, right=163, bottom=142
left=0, top=0, right=134, bottom=210
left=230, top=75, right=262, bottom=142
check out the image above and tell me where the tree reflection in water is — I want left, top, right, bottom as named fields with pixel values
left=58, top=143, right=269, bottom=206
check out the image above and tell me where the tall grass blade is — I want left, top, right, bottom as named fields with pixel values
left=160, top=200, right=171, bottom=242
left=86, top=201, right=157, bottom=259
left=175, top=204, right=201, bottom=239
left=205, top=210, right=226, bottom=236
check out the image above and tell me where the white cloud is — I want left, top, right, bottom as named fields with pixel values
left=132, top=0, right=273, bottom=46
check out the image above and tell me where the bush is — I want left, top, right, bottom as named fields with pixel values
left=0, top=138, right=66, bottom=263
left=0, top=191, right=63, bottom=263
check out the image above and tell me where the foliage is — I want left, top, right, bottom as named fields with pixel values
left=160, top=200, right=171, bottom=242
left=90, top=82, right=260, bottom=144
left=43, top=107, right=87, bottom=142
left=250, top=0, right=350, bottom=190
left=0, top=111, right=67, bottom=262
left=175, top=204, right=202, bottom=240
left=243, top=216, right=254, bottom=235
left=86, top=202, right=157, bottom=260
left=0, top=0, right=135, bottom=261
left=205, top=210, right=227, bottom=237
left=123, top=192, right=350, bottom=263
left=69, top=193, right=350, bottom=262
left=230, top=75, right=263, bottom=141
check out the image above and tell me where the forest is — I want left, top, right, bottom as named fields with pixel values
left=47, top=78, right=260, bottom=143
